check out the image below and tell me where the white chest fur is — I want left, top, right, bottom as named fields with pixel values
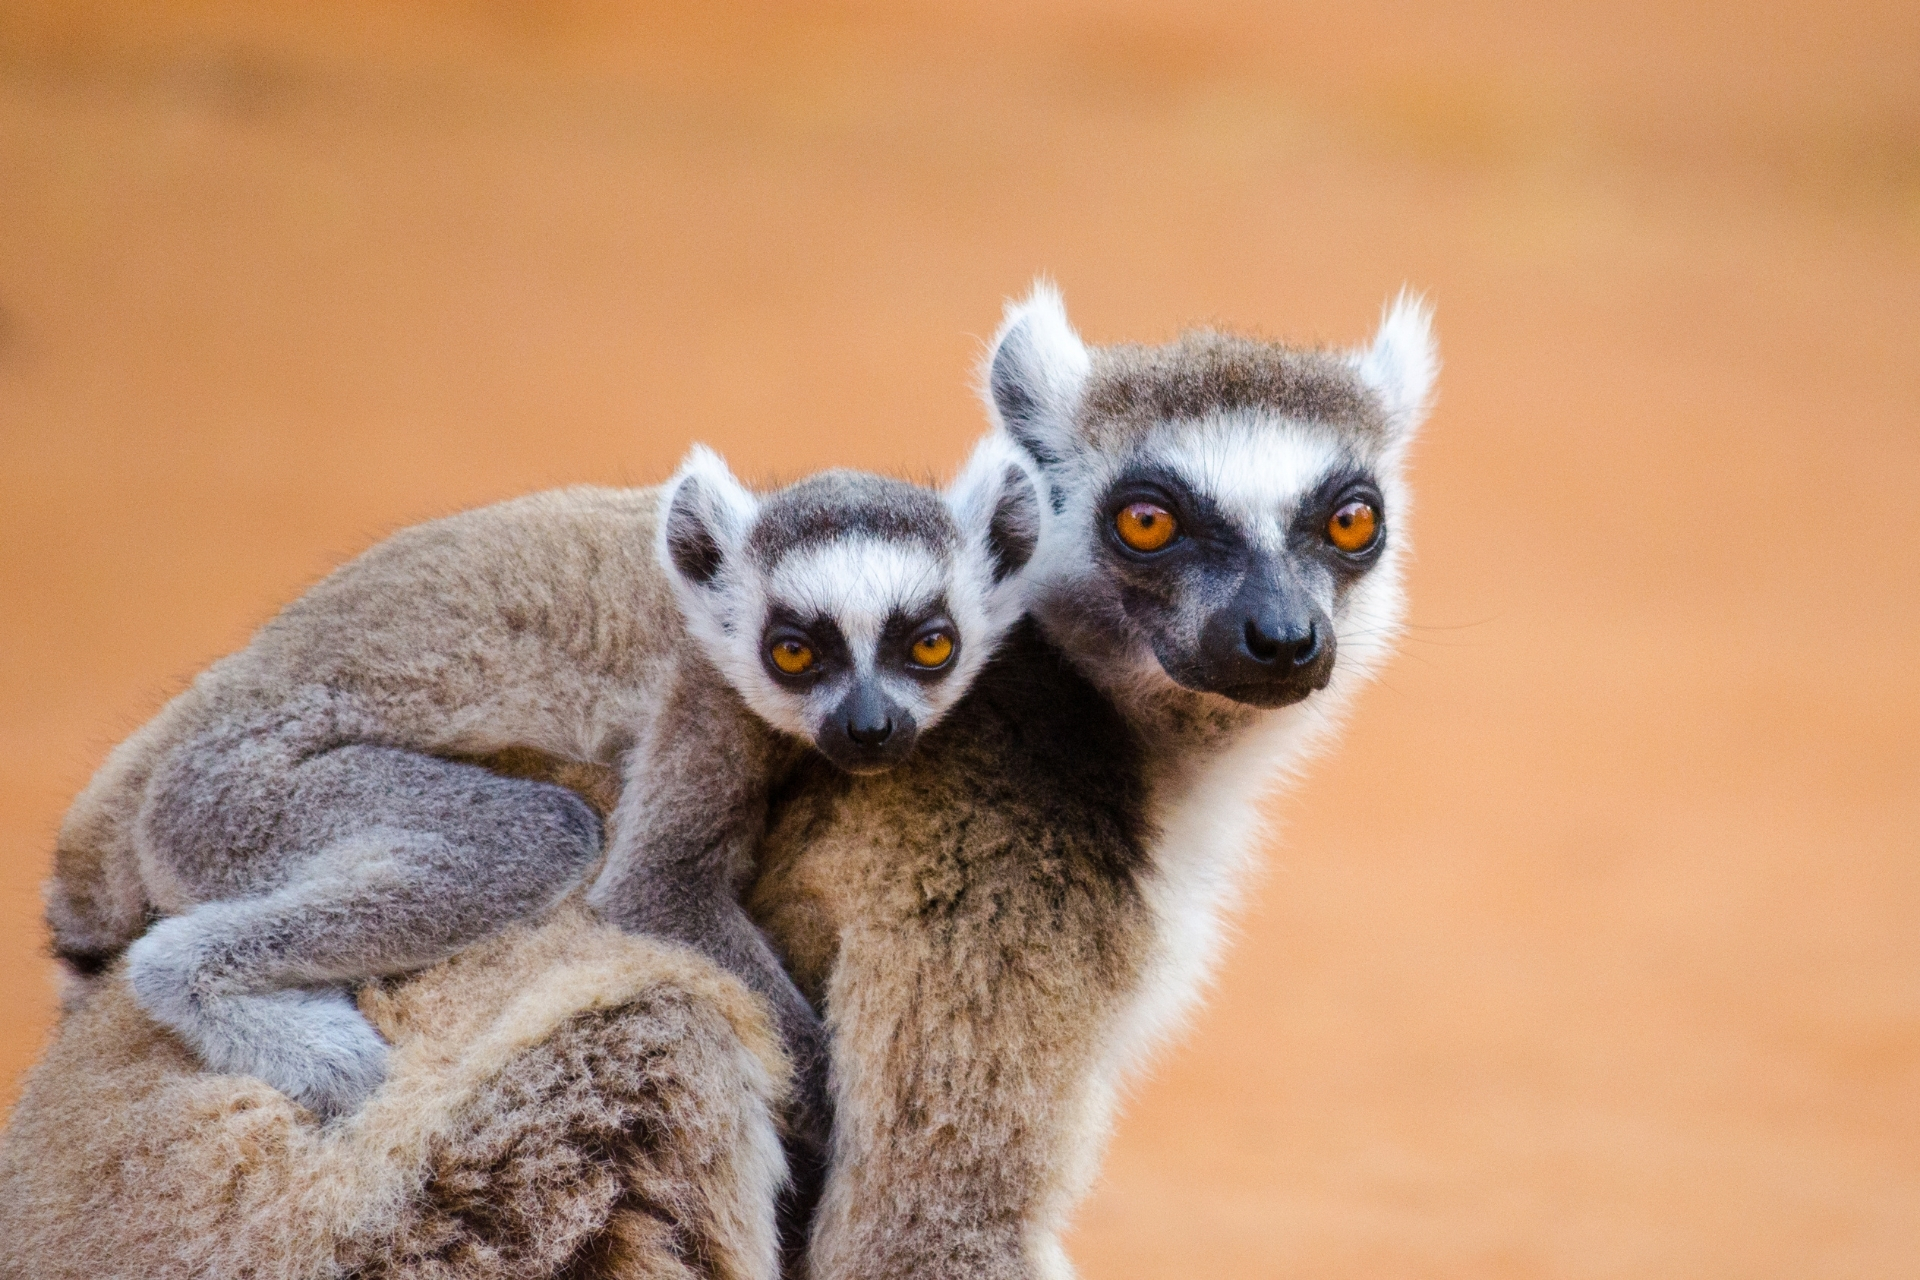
left=1114, top=710, right=1311, bottom=1080
left=1030, top=709, right=1321, bottom=1266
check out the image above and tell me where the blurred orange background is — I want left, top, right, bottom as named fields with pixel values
left=2, top=2, right=1916, bottom=1275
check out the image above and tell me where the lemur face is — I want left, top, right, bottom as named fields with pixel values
left=985, top=283, right=1436, bottom=710
left=1091, top=425, right=1387, bottom=707
left=659, top=442, right=1039, bottom=774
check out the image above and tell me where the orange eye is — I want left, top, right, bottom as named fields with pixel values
left=770, top=638, right=815, bottom=675
left=1327, top=501, right=1378, bottom=553
left=1115, top=502, right=1178, bottom=553
left=909, top=631, right=955, bottom=669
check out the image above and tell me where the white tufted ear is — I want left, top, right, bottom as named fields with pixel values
left=981, top=279, right=1092, bottom=476
left=1355, top=289, right=1438, bottom=445
left=657, top=444, right=759, bottom=592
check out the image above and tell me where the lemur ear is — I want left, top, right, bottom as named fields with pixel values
left=981, top=279, right=1091, bottom=475
left=947, top=433, right=1043, bottom=585
left=659, top=445, right=758, bottom=590
left=1354, top=289, right=1438, bottom=446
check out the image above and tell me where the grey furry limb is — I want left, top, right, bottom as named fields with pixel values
left=586, top=672, right=832, bottom=1269
left=128, top=711, right=602, bottom=1117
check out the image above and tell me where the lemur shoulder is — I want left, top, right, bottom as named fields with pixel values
left=748, top=285, right=1437, bottom=1280
left=44, top=441, right=1039, bottom=1157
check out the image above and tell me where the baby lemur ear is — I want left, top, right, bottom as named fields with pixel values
left=659, top=444, right=759, bottom=590
left=981, top=279, right=1091, bottom=477
left=947, top=434, right=1043, bottom=586
left=1354, top=288, right=1439, bottom=447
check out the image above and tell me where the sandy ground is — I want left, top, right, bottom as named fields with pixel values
left=1, top=2, right=1916, bottom=1275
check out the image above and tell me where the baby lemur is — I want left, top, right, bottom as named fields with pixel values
left=44, top=438, right=1039, bottom=1145
left=744, top=285, right=1437, bottom=1280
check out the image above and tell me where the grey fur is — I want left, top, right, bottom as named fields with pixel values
left=123, top=713, right=602, bottom=1116
left=1077, top=330, right=1385, bottom=443
left=745, top=469, right=957, bottom=566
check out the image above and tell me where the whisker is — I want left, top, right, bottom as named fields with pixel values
left=1400, top=615, right=1502, bottom=632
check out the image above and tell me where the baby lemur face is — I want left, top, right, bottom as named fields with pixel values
left=660, top=441, right=1040, bottom=773
left=985, top=284, right=1436, bottom=709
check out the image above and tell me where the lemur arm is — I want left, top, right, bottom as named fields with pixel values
left=585, top=669, right=832, bottom=1257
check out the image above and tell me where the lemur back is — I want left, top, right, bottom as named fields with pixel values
left=44, top=444, right=1038, bottom=1139
left=45, top=484, right=680, bottom=977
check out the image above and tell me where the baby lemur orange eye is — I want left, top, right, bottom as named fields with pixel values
left=1115, top=502, right=1178, bottom=553
left=909, top=631, right=955, bottom=668
left=1327, top=500, right=1378, bottom=553
left=770, top=638, right=815, bottom=675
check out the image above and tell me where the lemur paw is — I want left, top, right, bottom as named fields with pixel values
left=261, top=988, right=391, bottom=1118
left=194, top=985, right=391, bottom=1120
left=127, top=925, right=389, bottom=1119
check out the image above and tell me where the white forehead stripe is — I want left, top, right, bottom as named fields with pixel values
left=1145, top=412, right=1345, bottom=553
left=766, top=538, right=949, bottom=656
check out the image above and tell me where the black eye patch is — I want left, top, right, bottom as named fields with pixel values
left=1288, top=467, right=1386, bottom=568
left=762, top=608, right=852, bottom=685
left=1099, top=466, right=1238, bottom=554
left=877, top=600, right=962, bottom=680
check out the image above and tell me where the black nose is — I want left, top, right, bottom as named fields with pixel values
left=847, top=716, right=894, bottom=748
left=1243, top=616, right=1321, bottom=669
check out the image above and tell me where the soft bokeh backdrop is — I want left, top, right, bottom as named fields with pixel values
left=2, top=2, right=1916, bottom=1275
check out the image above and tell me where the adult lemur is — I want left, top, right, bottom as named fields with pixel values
left=43, top=439, right=1039, bottom=1160
left=742, top=284, right=1436, bottom=1279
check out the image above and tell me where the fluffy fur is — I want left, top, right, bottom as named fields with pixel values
left=0, top=900, right=790, bottom=1280
left=9, top=288, right=1431, bottom=1280
left=43, top=443, right=1033, bottom=1147
left=739, top=283, right=1437, bottom=1279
